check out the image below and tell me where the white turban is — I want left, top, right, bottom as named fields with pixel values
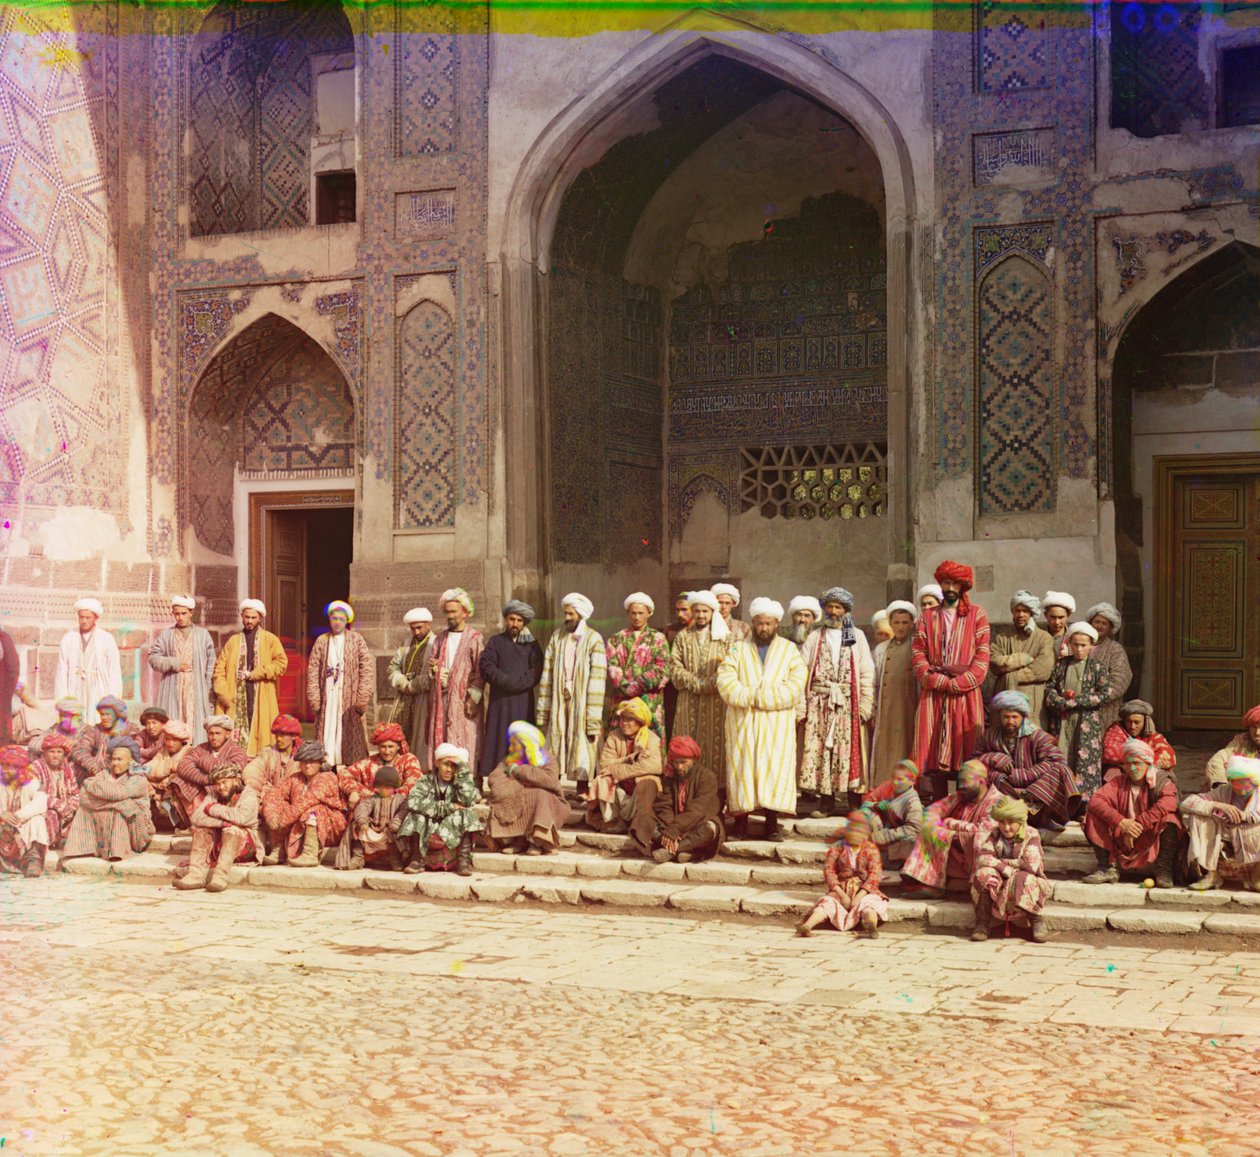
left=687, top=590, right=727, bottom=639
left=1043, top=591, right=1076, bottom=615
left=239, top=598, right=267, bottom=617
left=1067, top=621, right=1099, bottom=643
left=170, top=595, right=196, bottom=611
left=403, top=607, right=433, bottom=625
left=433, top=743, right=469, bottom=764
left=787, top=596, right=822, bottom=619
left=563, top=593, right=594, bottom=621
left=623, top=592, right=655, bottom=615
left=748, top=597, right=784, bottom=621
left=1085, top=602, right=1123, bottom=634
left=871, top=608, right=890, bottom=627
left=74, top=597, right=103, bottom=617
left=710, top=583, right=740, bottom=605
left=916, top=584, right=943, bottom=606
left=1010, top=590, right=1041, bottom=615
left=886, top=599, right=918, bottom=620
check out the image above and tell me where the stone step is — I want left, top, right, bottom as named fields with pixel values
left=46, top=848, right=1260, bottom=937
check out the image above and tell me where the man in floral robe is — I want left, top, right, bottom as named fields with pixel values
left=260, top=741, right=346, bottom=867
left=1044, top=623, right=1110, bottom=798
left=605, top=593, right=670, bottom=737
left=425, top=588, right=486, bottom=777
left=970, top=796, right=1051, bottom=942
left=400, top=743, right=483, bottom=875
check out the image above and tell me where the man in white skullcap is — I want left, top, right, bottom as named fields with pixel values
left=148, top=596, right=216, bottom=745
left=671, top=591, right=731, bottom=781
left=213, top=599, right=288, bottom=756
left=537, top=593, right=606, bottom=799
left=605, top=593, right=669, bottom=736
left=717, top=597, right=808, bottom=841
left=387, top=607, right=436, bottom=766
left=987, top=590, right=1055, bottom=728
left=710, top=582, right=751, bottom=642
left=786, top=596, right=822, bottom=648
left=1041, top=591, right=1076, bottom=661
left=55, top=597, right=122, bottom=721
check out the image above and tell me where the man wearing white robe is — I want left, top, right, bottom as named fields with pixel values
left=148, top=596, right=217, bottom=744
left=536, top=593, right=606, bottom=798
left=55, top=598, right=122, bottom=717
left=717, top=598, right=808, bottom=841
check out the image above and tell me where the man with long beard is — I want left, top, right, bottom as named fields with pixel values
left=536, top=594, right=606, bottom=801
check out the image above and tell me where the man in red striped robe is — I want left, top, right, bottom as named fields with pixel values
left=912, top=561, right=991, bottom=800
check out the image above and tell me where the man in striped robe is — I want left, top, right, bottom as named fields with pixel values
left=60, top=737, right=155, bottom=862
left=911, top=561, right=991, bottom=801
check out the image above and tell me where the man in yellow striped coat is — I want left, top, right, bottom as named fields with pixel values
left=716, top=598, right=808, bottom=842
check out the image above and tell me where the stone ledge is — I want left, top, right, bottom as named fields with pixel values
left=1041, top=905, right=1111, bottom=932
left=667, top=886, right=747, bottom=913
left=1051, top=880, right=1149, bottom=908
left=1107, top=909, right=1205, bottom=935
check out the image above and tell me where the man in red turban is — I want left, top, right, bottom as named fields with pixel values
left=1205, top=704, right=1260, bottom=787
left=911, top=561, right=992, bottom=800
left=337, top=721, right=423, bottom=809
left=630, top=736, right=724, bottom=864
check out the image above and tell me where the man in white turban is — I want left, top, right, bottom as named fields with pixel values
left=710, top=583, right=751, bottom=641
left=605, top=593, right=669, bottom=736
left=537, top=594, right=606, bottom=798
left=987, top=589, right=1055, bottom=728
left=786, top=596, right=822, bottom=648
left=148, top=597, right=216, bottom=745
left=717, top=597, right=808, bottom=841
left=212, top=599, right=287, bottom=756
left=1083, top=601, right=1133, bottom=733
left=426, top=589, right=486, bottom=776
left=55, top=597, right=122, bottom=722
left=386, top=607, right=436, bottom=767
left=670, top=591, right=731, bottom=782
left=1041, top=591, right=1076, bottom=662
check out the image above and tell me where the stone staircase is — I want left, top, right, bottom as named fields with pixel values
left=44, top=806, right=1260, bottom=939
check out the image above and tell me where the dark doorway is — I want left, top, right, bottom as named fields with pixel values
left=251, top=491, right=354, bottom=720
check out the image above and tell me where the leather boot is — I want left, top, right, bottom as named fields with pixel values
left=763, top=812, right=784, bottom=843
left=1155, top=826, right=1179, bottom=889
left=674, top=820, right=718, bottom=865
left=1030, top=915, right=1050, bottom=943
left=289, top=824, right=321, bottom=868
left=207, top=829, right=245, bottom=893
left=1188, top=868, right=1220, bottom=891
left=727, top=813, right=748, bottom=840
left=456, top=835, right=474, bottom=877
left=174, top=827, right=213, bottom=889
left=1082, top=843, right=1118, bottom=884
left=21, top=843, right=46, bottom=878
left=809, top=795, right=834, bottom=820
left=971, top=894, right=991, bottom=941
left=403, top=835, right=424, bottom=874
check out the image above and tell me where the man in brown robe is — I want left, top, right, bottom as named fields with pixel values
left=987, top=591, right=1055, bottom=727
left=635, top=736, right=724, bottom=864
left=485, top=722, right=570, bottom=856
left=176, top=765, right=263, bottom=892
left=869, top=600, right=918, bottom=788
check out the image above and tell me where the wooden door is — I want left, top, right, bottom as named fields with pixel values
left=268, top=510, right=307, bottom=718
left=1157, top=457, right=1260, bottom=729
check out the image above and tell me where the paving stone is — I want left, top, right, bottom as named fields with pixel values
left=925, top=901, right=974, bottom=928
left=749, top=864, right=820, bottom=886
left=740, top=890, right=816, bottom=917
left=618, top=860, right=687, bottom=882
left=572, top=858, right=623, bottom=879
left=1203, top=912, right=1260, bottom=936
left=471, top=852, right=517, bottom=872
left=579, top=879, right=675, bottom=908
left=775, top=841, right=829, bottom=865
left=414, top=875, right=473, bottom=900
left=885, top=898, right=928, bottom=923
left=667, top=885, right=747, bottom=913
left=682, top=861, right=751, bottom=885
left=362, top=871, right=419, bottom=894
left=1052, top=880, right=1149, bottom=908
left=1148, top=889, right=1232, bottom=908
left=1107, top=908, right=1205, bottom=934
left=1041, top=904, right=1110, bottom=932
left=574, top=832, right=631, bottom=852
left=470, top=877, right=524, bottom=902
left=512, top=854, right=578, bottom=877
left=719, top=840, right=776, bottom=861
left=521, top=879, right=583, bottom=905
left=246, top=867, right=366, bottom=890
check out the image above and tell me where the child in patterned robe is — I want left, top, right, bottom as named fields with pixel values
left=970, top=795, right=1052, bottom=943
left=399, top=743, right=483, bottom=875
left=796, top=811, right=889, bottom=939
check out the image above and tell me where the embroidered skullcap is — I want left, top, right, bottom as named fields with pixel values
left=748, top=597, right=784, bottom=621
left=40, top=732, right=74, bottom=752
left=434, top=742, right=469, bottom=764
left=139, top=705, right=169, bottom=723
left=326, top=600, right=355, bottom=623
left=95, top=695, right=126, bottom=717
left=502, top=600, right=535, bottom=622
left=990, top=690, right=1032, bottom=716
left=562, top=592, right=594, bottom=621
left=371, top=721, right=406, bottom=747
left=1121, top=738, right=1155, bottom=765
left=105, top=736, right=142, bottom=762
left=1085, top=602, right=1122, bottom=634
left=170, top=595, right=195, bottom=611
left=1244, top=705, right=1260, bottom=728
left=687, top=590, right=719, bottom=611
left=163, top=720, right=191, bottom=741
left=1067, top=621, right=1098, bottom=644
left=820, top=587, right=854, bottom=609
left=1043, top=591, right=1076, bottom=614
left=440, top=588, right=475, bottom=615
left=0, top=744, right=31, bottom=768
left=667, top=736, right=702, bottom=761
left=1225, top=755, right=1260, bottom=785
left=374, top=766, right=401, bottom=788
left=871, top=608, right=890, bottom=628
left=623, top=592, right=655, bottom=615
left=934, top=561, right=973, bottom=589
left=885, top=599, right=918, bottom=620
left=270, top=714, right=302, bottom=736
left=205, top=714, right=234, bottom=731
left=210, top=764, right=243, bottom=783
left=506, top=721, right=550, bottom=767
left=295, top=741, right=326, bottom=764
left=1010, top=590, right=1041, bottom=615
left=55, top=697, right=82, bottom=715
left=787, top=596, right=822, bottom=619
left=916, top=584, right=943, bottom=606
left=710, top=583, right=740, bottom=605
left=239, top=598, right=267, bottom=617
left=74, top=597, right=103, bottom=617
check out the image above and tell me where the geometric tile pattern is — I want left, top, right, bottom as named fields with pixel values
left=0, top=6, right=121, bottom=512
left=978, top=256, right=1055, bottom=515
left=394, top=3, right=456, bottom=157
left=1109, top=0, right=1206, bottom=139
left=976, top=0, right=1050, bottom=92
left=395, top=300, right=456, bottom=528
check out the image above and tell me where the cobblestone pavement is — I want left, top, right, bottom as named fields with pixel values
left=3, top=876, right=1260, bottom=1156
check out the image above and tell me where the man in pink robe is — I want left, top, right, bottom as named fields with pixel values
left=425, top=588, right=486, bottom=775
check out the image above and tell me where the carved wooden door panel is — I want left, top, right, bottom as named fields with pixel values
left=1164, top=468, right=1260, bottom=730
left=268, top=511, right=308, bottom=720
